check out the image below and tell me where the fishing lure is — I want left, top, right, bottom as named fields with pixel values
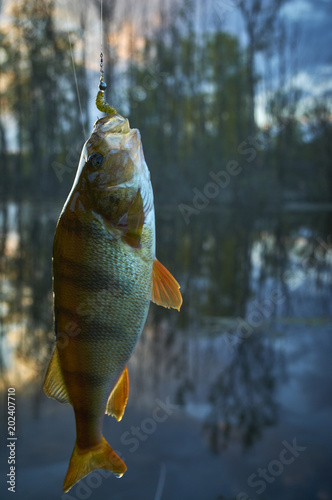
left=95, top=52, right=116, bottom=115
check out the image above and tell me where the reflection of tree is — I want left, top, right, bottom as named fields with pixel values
left=161, top=208, right=255, bottom=326
left=1, top=202, right=55, bottom=409
left=255, top=213, right=332, bottom=316
left=256, top=213, right=291, bottom=315
left=0, top=201, right=9, bottom=397
left=151, top=209, right=284, bottom=453
left=19, top=211, right=54, bottom=415
left=1, top=198, right=332, bottom=430
left=203, top=334, right=278, bottom=453
left=129, top=308, right=189, bottom=406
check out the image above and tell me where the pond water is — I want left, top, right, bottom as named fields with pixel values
left=0, top=201, right=331, bottom=500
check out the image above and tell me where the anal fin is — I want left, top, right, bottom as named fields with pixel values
left=151, top=259, right=183, bottom=311
left=43, top=347, right=70, bottom=404
left=105, top=367, right=129, bottom=421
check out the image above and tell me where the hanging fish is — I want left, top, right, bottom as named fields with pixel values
left=43, top=80, right=182, bottom=493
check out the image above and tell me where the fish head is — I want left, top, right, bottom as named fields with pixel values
left=73, top=114, right=152, bottom=226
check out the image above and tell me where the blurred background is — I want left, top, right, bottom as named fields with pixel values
left=0, top=0, right=332, bottom=499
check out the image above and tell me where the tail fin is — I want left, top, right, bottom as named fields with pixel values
left=63, top=437, right=127, bottom=493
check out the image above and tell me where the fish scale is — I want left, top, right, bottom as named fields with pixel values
left=55, top=217, right=153, bottom=402
left=43, top=111, right=182, bottom=492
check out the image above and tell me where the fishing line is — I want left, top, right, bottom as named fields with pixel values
left=99, top=0, right=106, bottom=90
left=100, top=0, right=103, bottom=57
left=67, top=30, right=87, bottom=138
left=63, top=2, right=86, bottom=138
left=96, top=0, right=117, bottom=115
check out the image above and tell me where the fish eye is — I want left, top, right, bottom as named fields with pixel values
left=87, top=152, right=104, bottom=169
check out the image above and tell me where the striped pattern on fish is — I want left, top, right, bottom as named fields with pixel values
left=43, top=113, right=182, bottom=492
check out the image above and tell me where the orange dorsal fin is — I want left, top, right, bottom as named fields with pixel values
left=105, top=366, right=129, bottom=421
left=121, top=189, right=144, bottom=248
left=151, top=259, right=182, bottom=311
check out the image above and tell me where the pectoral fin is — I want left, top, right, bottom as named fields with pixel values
left=43, top=347, right=70, bottom=404
left=105, top=366, right=129, bottom=421
left=121, top=189, right=144, bottom=248
left=151, top=259, right=183, bottom=311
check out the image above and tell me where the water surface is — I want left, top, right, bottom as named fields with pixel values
left=0, top=201, right=331, bottom=500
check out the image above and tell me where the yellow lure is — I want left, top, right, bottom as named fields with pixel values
left=95, top=75, right=117, bottom=116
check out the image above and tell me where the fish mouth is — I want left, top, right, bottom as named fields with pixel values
left=100, top=182, right=135, bottom=192
left=93, top=179, right=136, bottom=192
left=96, top=114, right=130, bottom=135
